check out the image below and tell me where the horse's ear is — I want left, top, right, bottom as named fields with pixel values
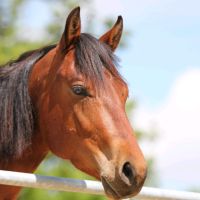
left=99, top=16, right=123, bottom=51
left=59, top=7, right=81, bottom=50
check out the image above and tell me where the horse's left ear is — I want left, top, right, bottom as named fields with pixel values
left=59, top=7, right=81, bottom=50
left=99, top=16, right=123, bottom=51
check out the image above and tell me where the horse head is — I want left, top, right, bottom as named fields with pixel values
left=30, top=7, right=147, bottom=199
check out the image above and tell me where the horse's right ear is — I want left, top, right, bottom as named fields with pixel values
left=99, top=16, right=123, bottom=51
left=59, top=7, right=81, bottom=50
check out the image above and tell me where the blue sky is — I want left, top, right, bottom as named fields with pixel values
left=18, top=0, right=200, bottom=191
left=118, top=0, right=200, bottom=107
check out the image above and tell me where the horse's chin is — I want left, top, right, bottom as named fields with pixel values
left=101, top=176, right=141, bottom=200
left=101, top=177, right=122, bottom=199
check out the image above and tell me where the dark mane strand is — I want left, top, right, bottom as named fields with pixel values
left=75, top=33, right=123, bottom=87
left=0, top=45, right=55, bottom=160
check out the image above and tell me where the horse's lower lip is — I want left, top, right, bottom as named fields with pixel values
left=101, top=177, right=122, bottom=199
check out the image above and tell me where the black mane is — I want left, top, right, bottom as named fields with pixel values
left=0, top=45, right=55, bottom=159
left=0, top=33, right=122, bottom=160
left=75, top=33, right=121, bottom=85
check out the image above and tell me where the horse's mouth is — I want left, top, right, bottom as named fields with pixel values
left=101, top=177, right=122, bottom=199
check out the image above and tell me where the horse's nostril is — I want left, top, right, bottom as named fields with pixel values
left=122, top=162, right=134, bottom=185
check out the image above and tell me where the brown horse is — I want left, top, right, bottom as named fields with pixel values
left=0, top=7, right=147, bottom=200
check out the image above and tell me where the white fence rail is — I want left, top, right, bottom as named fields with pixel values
left=0, top=170, right=200, bottom=200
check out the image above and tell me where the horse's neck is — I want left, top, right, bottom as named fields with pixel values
left=29, top=47, right=56, bottom=105
left=0, top=130, right=48, bottom=200
left=0, top=130, right=48, bottom=172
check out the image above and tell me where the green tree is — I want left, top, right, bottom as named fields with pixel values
left=0, top=0, right=24, bottom=39
left=0, top=0, right=43, bottom=64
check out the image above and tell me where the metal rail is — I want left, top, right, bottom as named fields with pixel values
left=0, top=170, right=199, bottom=200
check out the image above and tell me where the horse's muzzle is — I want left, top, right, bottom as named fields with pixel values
left=101, top=162, right=147, bottom=199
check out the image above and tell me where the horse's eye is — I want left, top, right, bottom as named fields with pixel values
left=72, top=85, right=88, bottom=96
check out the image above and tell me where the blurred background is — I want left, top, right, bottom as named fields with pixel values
left=0, top=0, right=200, bottom=199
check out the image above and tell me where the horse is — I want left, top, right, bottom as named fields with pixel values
left=0, top=7, right=147, bottom=200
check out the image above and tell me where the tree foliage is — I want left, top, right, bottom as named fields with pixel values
left=0, top=0, right=43, bottom=64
